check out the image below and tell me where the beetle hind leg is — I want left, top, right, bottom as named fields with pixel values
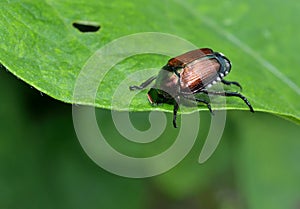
left=201, top=90, right=254, bottom=112
left=225, top=91, right=254, bottom=112
left=129, top=76, right=157, bottom=91
left=221, top=79, right=242, bottom=91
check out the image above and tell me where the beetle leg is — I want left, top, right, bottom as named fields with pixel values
left=172, top=95, right=181, bottom=128
left=182, top=94, right=213, bottom=114
left=201, top=90, right=254, bottom=112
left=194, top=98, right=213, bottom=114
left=221, top=79, right=242, bottom=91
left=129, top=76, right=157, bottom=90
left=173, top=102, right=179, bottom=128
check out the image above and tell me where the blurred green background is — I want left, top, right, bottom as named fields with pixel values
left=1, top=0, right=300, bottom=208
left=1, top=63, right=300, bottom=209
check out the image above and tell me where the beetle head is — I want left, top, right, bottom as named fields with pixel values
left=147, top=88, right=175, bottom=105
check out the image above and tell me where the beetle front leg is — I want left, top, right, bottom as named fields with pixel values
left=201, top=90, right=254, bottom=113
left=173, top=102, right=179, bottom=128
left=221, top=79, right=242, bottom=91
left=172, top=95, right=181, bottom=128
left=129, top=76, right=157, bottom=90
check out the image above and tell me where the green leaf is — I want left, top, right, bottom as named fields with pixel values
left=1, top=0, right=299, bottom=123
left=235, top=112, right=300, bottom=209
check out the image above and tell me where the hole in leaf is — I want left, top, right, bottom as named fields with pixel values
left=72, top=21, right=100, bottom=33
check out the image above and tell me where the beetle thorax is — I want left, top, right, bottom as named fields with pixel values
left=153, top=68, right=180, bottom=97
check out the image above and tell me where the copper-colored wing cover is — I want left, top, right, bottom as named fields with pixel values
left=168, top=48, right=214, bottom=68
left=180, top=57, right=220, bottom=93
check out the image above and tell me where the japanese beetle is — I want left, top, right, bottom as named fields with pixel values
left=130, top=48, right=254, bottom=128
